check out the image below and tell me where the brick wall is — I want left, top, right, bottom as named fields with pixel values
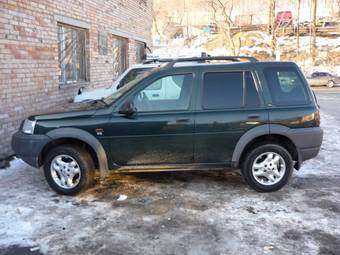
left=0, top=0, right=153, bottom=158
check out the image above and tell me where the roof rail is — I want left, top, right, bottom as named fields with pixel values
left=165, top=56, right=258, bottom=68
left=142, top=58, right=176, bottom=64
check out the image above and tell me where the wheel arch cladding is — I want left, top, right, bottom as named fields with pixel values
left=232, top=125, right=270, bottom=166
left=232, top=124, right=299, bottom=168
left=42, top=128, right=108, bottom=173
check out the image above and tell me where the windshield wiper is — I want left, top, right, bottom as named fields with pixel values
left=92, top=98, right=108, bottom=106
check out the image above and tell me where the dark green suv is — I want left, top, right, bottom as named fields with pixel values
left=12, top=56, right=323, bottom=195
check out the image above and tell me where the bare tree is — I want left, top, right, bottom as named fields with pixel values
left=336, top=0, right=340, bottom=17
left=184, top=0, right=189, bottom=39
left=310, top=0, right=317, bottom=64
left=208, top=0, right=237, bottom=55
left=297, top=0, right=301, bottom=55
left=153, top=7, right=185, bottom=44
left=152, top=9, right=161, bottom=38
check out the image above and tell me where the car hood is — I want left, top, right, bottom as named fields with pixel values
left=29, top=101, right=104, bottom=121
left=74, top=85, right=117, bottom=103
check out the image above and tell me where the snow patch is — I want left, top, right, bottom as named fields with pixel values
left=297, top=112, right=340, bottom=177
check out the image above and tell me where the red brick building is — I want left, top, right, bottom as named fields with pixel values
left=0, top=0, right=153, bottom=159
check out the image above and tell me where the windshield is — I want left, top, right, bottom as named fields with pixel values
left=103, top=66, right=162, bottom=105
left=117, top=68, right=151, bottom=89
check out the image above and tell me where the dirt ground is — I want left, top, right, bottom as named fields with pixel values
left=0, top=90, right=340, bottom=255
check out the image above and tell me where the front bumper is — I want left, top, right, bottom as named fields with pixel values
left=12, top=131, right=51, bottom=168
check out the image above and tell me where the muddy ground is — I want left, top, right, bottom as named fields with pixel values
left=0, top=90, right=339, bottom=255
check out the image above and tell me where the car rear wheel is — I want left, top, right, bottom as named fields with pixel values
left=326, top=80, right=335, bottom=88
left=44, top=145, right=95, bottom=195
left=241, top=144, right=293, bottom=192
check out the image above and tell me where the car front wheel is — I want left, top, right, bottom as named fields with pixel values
left=241, top=144, right=293, bottom=192
left=326, top=80, right=335, bottom=88
left=44, top=145, right=95, bottom=195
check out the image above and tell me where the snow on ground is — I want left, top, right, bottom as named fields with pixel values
left=297, top=112, right=340, bottom=177
left=0, top=91, right=340, bottom=254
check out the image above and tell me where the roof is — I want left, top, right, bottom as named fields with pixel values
left=130, top=57, right=298, bottom=71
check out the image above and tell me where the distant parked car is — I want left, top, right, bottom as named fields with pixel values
left=300, top=21, right=309, bottom=27
left=307, top=72, right=340, bottom=88
left=321, top=21, right=338, bottom=28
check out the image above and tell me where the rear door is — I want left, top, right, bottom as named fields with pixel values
left=194, top=67, right=268, bottom=165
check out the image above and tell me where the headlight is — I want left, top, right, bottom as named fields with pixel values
left=22, top=119, right=36, bottom=134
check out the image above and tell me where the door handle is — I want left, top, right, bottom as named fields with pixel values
left=176, top=118, right=190, bottom=123
left=248, top=114, right=260, bottom=119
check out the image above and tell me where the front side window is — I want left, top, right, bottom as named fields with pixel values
left=58, top=24, right=87, bottom=84
left=264, top=67, right=309, bottom=106
left=113, top=35, right=128, bottom=79
left=132, top=74, right=193, bottom=112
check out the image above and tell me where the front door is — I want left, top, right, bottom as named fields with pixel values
left=107, top=72, right=196, bottom=166
left=194, top=69, right=268, bottom=165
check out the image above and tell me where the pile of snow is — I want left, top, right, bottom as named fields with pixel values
left=153, top=32, right=340, bottom=76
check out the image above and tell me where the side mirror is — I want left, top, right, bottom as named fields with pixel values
left=78, top=87, right=84, bottom=95
left=118, top=99, right=135, bottom=116
left=116, top=80, right=123, bottom=90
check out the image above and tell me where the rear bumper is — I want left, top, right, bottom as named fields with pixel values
left=12, top=131, right=51, bottom=168
left=287, top=127, right=323, bottom=166
left=300, top=146, right=321, bottom=161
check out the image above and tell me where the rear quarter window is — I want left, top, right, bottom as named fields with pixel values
left=263, top=67, right=310, bottom=106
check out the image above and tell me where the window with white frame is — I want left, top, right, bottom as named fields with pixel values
left=112, top=35, right=129, bottom=79
left=135, top=41, right=146, bottom=63
left=58, top=23, right=87, bottom=84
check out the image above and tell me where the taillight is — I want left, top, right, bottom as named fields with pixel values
left=315, top=110, right=320, bottom=127
left=301, top=111, right=320, bottom=126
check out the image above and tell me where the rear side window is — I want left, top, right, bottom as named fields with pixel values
left=263, top=67, right=309, bottom=106
left=202, top=71, right=260, bottom=109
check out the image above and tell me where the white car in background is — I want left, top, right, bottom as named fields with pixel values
left=306, top=71, right=340, bottom=88
left=74, top=62, right=165, bottom=103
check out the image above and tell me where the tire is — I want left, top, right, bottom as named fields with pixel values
left=326, top=80, right=335, bottom=88
left=43, top=145, right=95, bottom=195
left=241, top=143, right=293, bottom=192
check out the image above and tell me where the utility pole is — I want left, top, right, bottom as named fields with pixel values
left=268, top=0, right=276, bottom=57
left=268, top=0, right=275, bottom=34
left=297, top=0, right=301, bottom=56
